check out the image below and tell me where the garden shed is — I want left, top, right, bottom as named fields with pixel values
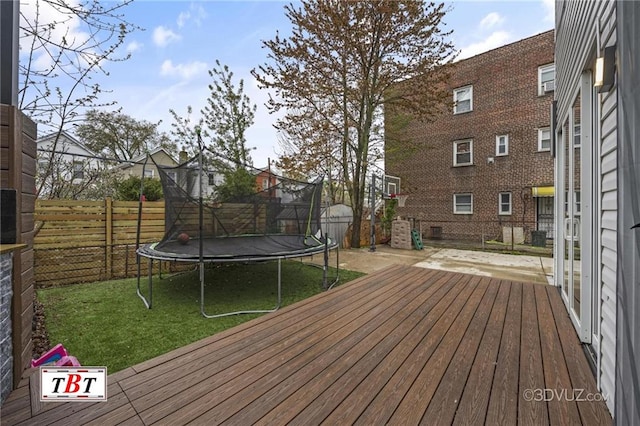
left=320, top=204, right=353, bottom=248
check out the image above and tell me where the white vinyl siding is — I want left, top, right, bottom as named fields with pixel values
left=454, top=193, right=473, bottom=214
left=453, top=86, right=473, bottom=114
left=600, top=92, right=617, bottom=413
left=453, top=139, right=473, bottom=166
left=556, top=0, right=616, bottom=415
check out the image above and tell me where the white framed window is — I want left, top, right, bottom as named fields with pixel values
left=208, top=173, right=216, bottom=186
left=499, top=192, right=512, bottom=215
left=564, top=190, right=581, bottom=216
left=454, top=193, right=473, bottom=214
left=538, top=127, right=551, bottom=151
left=453, top=139, right=473, bottom=166
left=143, top=169, right=154, bottom=178
left=453, top=85, right=473, bottom=114
left=574, top=124, right=581, bottom=146
left=166, top=171, right=177, bottom=185
left=262, top=178, right=269, bottom=190
left=496, top=134, right=509, bottom=156
left=72, top=161, right=84, bottom=180
left=538, top=63, right=555, bottom=95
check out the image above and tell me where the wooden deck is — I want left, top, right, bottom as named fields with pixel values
left=1, top=266, right=611, bottom=425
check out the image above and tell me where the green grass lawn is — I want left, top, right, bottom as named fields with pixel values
left=37, top=261, right=363, bottom=373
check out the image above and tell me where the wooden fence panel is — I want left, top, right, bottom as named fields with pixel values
left=33, top=198, right=271, bottom=286
left=34, top=198, right=166, bottom=286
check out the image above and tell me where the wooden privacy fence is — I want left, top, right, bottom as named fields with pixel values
left=33, top=199, right=273, bottom=287
left=34, top=198, right=166, bottom=287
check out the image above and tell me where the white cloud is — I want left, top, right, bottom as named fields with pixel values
left=177, top=11, right=191, bottom=29
left=160, top=60, right=208, bottom=80
left=541, top=0, right=555, bottom=24
left=457, top=31, right=513, bottom=60
left=479, top=12, right=504, bottom=30
left=153, top=26, right=181, bottom=47
left=126, top=41, right=143, bottom=53
left=177, top=3, right=207, bottom=28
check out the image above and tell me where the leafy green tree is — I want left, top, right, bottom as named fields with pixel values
left=215, top=168, right=257, bottom=202
left=202, top=60, right=257, bottom=167
left=76, top=109, right=176, bottom=161
left=253, top=0, right=456, bottom=247
left=170, top=61, right=256, bottom=166
left=116, top=176, right=163, bottom=201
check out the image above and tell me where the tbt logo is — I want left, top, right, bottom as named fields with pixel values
left=40, top=367, right=107, bottom=401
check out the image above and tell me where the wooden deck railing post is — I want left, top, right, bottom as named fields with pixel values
left=105, top=197, right=113, bottom=279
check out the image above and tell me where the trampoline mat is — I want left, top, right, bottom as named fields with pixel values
left=137, top=234, right=335, bottom=261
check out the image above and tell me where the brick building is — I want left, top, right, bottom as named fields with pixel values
left=385, top=30, right=555, bottom=243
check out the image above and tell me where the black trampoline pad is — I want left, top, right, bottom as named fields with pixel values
left=138, top=234, right=335, bottom=262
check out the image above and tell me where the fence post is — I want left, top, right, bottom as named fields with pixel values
left=105, top=197, right=113, bottom=279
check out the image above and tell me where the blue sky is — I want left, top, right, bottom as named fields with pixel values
left=48, top=0, right=555, bottom=168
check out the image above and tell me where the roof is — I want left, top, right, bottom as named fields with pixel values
left=37, top=130, right=97, bottom=157
left=117, top=147, right=179, bottom=170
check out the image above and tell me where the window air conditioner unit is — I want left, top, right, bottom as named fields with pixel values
left=543, top=81, right=555, bottom=93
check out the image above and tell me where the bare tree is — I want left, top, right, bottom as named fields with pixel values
left=19, top=0, right=139, bottom=197
left=36, top=154, right=121, bottom=200
left=75, top=109, right=176, bottom=162
left=253, top=0, right=456, bottom=247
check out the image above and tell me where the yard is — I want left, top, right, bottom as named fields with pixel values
left=35, top=261, right=363, bottom=373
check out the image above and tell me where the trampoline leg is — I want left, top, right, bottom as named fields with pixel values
left=276, top=258, right=282, bottom=309
left=328, top=245, right=340, bottom=290
left=136, top=256, right=153, bottom=309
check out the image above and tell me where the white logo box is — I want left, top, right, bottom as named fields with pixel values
left=40, top=367, right=107, bottom=402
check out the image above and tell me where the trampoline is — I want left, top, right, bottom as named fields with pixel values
left=138, top=234, right=333, bottom=262
left=135, top=137, right=339, bottom=318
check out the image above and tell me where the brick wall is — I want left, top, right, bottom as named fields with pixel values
left=386, top=30, right=555, bottom=242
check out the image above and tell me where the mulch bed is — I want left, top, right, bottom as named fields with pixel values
left=32, top=292, right=50, bottom=359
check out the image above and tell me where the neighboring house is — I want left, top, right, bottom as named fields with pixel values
left=115, top=148, right=231, bottom=199
left=385, top=30, right=555, bottom=242
left=36, top=130, right=100, bottom=186
left=116, top=147, right=178, bottom=180
left=255, top=167, right=279, bottom=198
left=554, top=1, right=639, bottom=422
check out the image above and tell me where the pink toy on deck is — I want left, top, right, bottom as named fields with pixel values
left=30, top=343, right=68, bottom=368
left=54, top=356, right=81, bottom=367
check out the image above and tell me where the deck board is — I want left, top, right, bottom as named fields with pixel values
left=485, top=281, right=522, bottom=425
left=452, top=279, right=510, bottom=425
left=421, top=277, right=500, bottom=424
left=353, top=274, right=482, bottom=424
left=535, top=285, right=582, bottom=425
left=387, top=276, right=491, bottom=424
left=1, top=266, right=611, bottom=426
left=518, top=282, right=549, bottom=425
left=321, top=270, right=466, bottom=425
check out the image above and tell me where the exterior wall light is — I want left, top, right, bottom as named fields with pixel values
left=594, top=45, right=616, bottom=92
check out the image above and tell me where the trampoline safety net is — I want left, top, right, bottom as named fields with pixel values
left=148, top=155, right=325, bottom=253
